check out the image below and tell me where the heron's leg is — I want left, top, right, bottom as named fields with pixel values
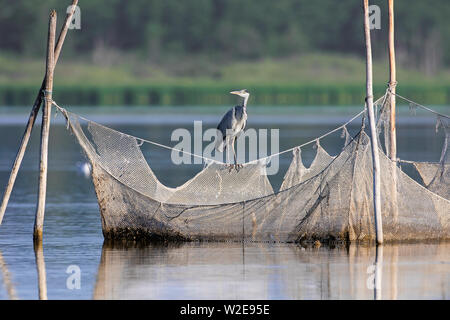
left=225, top=138, right=236, bottom=172
left=224, top=136, right=235, bottom=172
left=232, top=138, right=243, bottom=172
left=232, top=138, right=237, bottom=165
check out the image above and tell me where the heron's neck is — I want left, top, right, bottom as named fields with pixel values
left=241, top=96, right=249, bottom=108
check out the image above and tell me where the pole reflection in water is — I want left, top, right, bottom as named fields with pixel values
left=374, top=245, right=383, bottom=300
left=390, top=244, right=398, bottom=300
left=0, top=250, right=18, bottom=300
left=91, top=241, right=449, bottom=300
left=0, top=241, right=448, bottom=299
left=33, top=241, right=47, bottom=300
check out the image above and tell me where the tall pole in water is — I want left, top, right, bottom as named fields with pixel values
left=34, top=10, right=57, bottom=241
left=363, top=0, right=383, bottom=244
left=388, top=0, right=397, bottom=160
left=388, top=0, right=399, bottom=224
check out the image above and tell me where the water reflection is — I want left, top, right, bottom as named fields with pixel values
left=92, top=241, right=449, bottom=300
left=374, top=245, right=383, bottom=300
left=0, top=241, right=448, bottom=299
left=33, top=241, right=47, bottom=300
left=0, top=251, right=18, bottom=300
left=0, top=241, right=448, bottom=300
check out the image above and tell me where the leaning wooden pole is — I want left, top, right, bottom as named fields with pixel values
left=388, top=0, right=397, bottom=160
left=33, top=10, right=57, bottom=241
left=0, top=0, right=79, bottom=225
left=363, top=0, right=383, bottom=244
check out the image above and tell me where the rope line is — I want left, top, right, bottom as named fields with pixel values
left=247, top=109, right=366, bottom=164
left=388, top=90, right=450, bottom=119
left=397, top=159, right=421, bottom=164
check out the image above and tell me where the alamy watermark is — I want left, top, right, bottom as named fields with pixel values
left=369, top=5, right=381, bottom=30
left=66, top=265, right=81, bottom=290
left=64, top=4, right=378, bottom=31
left=366, top=264, right=382, bottom=290
left=66, top=5, right=81, bottom=30
left=170, top=121, right=280, bottom=175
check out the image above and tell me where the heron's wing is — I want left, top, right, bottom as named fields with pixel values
left=215, top=108, right=235, bottom=151
left=216, top=108, right=234, bottom=137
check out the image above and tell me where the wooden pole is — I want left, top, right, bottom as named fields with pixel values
left=388, top=0, right=399, bottom=224
left=388, top=0, right=397, bottom=160
left=363, top=0, right=383, bottom=244
left=33, top=10, right=57, bottom=241
left=0, top=0, right=79, bottom=225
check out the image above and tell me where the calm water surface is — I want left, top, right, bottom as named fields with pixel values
left=0, top=105, right=448, bottom=299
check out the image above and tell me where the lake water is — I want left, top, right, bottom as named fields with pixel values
left=0, top=105, right=448, bottom=300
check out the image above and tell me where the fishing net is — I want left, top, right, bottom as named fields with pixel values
left=376, top=93, right=449, bottom=200
left=55, top=93, right=450, bottom=242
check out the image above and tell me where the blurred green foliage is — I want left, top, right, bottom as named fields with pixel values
left=1, top=0, right=449, bottom=106
left=2, top=0, right=450, bottom=70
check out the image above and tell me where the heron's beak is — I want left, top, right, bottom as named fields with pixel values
left=230, top=91, right=240, bottom=95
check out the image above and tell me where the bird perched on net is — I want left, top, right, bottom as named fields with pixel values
left=215, top=89, right=250, bottom=171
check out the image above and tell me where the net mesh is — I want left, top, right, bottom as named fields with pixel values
left=411, top=116, right=449, bottom=199
left=70, top=114, right=274, bottom=205
left=376, top=94, right=449, bottom=200
left=60, top=96, right=449, bottom=242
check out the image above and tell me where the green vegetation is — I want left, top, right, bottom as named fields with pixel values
left=1, top=53, right=449, bottom=106
left=1, top=0, right=449, bottom=106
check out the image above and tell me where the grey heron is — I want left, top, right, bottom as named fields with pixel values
left=215, top=89, right=250, bottom=170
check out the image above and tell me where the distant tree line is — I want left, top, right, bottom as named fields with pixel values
left=1, top=0, right=449, bottom=75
